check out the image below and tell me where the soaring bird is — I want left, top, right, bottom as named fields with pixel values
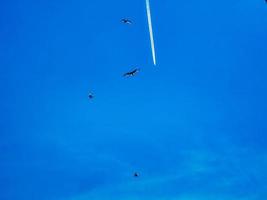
left=88, top=92, right=94, bottom=99
left=133, top=172, right=140, bottom=178
left=123, top=68, right=140, bottom=77
left=121, top=18, right=132, bottom=25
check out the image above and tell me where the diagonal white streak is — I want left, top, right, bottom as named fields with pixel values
left=146, top=0, right=156, bottom=66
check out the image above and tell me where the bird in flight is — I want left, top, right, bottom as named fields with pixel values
left=88, top=92, right=94, bottom=99
left=123, top=68, right=140, bottom=77
left=121, top=18, right=132, bottom=25
left=133, top=172, right=140, bottom=178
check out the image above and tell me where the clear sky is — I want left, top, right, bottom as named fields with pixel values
left=1, top=0, right=267, bottom=199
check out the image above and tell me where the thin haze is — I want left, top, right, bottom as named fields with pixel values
left=146, top=0, right=156, bottom=66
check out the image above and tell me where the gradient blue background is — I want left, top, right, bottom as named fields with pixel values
left=1, top=0, right=267, bottom=199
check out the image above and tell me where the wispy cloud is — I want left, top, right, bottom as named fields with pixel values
left=146, top=0, right=157, bottom=66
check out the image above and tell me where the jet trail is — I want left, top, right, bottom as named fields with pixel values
left=146, top=0, right=156, bottom=66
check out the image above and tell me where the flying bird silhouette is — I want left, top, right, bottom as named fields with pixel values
left=88, top=92, right=94, bottom=99
left=133, top=172, right=140, bottom=177
left=123, top=68, right=140, bottom=77
left=121, top=18, right=132, bottom=25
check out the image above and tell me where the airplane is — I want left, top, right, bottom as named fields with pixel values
left=123, top=68, right=140, bottom=77
left=121, top=18, right=132, bottom=25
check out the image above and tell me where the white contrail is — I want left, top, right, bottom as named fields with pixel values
left=146, top=0, right=157, bottom=66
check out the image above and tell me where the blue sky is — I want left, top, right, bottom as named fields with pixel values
left=1, top=0, right=267, bottom=199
